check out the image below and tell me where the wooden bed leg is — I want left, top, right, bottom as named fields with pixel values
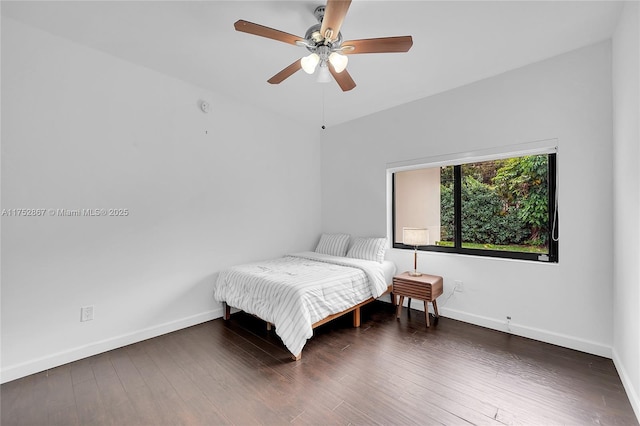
left=223, top=302, right=231, bottom=320
left=353, top=307, right=361, bottom=327
left=266, top=322, right=272, bottom=331
left=291, top=353, right=301, bottom=361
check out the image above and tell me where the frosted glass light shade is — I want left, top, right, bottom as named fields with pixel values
left=301, top=53, right=320, bottom=74
left=316, top=64, right=331, bottom=83
left=403, top=227, right=429, bottom=246
left=328, top=52, right=348, bottom=73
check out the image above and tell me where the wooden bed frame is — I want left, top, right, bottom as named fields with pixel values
left=223, top=284, right=393, bottom=360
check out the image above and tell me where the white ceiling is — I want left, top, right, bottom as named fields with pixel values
left=2, top=1, right=624, bottom=128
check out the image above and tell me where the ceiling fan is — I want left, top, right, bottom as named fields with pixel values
left=234, top=0, right=413, bottom=91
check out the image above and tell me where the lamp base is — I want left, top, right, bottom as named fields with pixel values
left=408, top=270, right=422, bottom=277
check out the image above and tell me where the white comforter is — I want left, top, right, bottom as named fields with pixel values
left=213, top=251, right=389, bottom=356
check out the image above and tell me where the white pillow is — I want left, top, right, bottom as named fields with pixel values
left=315, top=233, right=350, bottom=257
left=346, top=237, right=387, bottom=263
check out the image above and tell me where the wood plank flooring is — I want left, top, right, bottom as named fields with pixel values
left=2, top=301, right=638, bottom=425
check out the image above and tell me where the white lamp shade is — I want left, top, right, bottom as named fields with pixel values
left=403, top=227, right=429, bottom=246
left=301, top=53, right=320, bottom=74
left=328, top=52, right=348, bottom=73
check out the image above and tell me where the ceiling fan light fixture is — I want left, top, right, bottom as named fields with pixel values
left=328, top=52, right=348, bottom=73
left=301, top=53, right=320, bottom=74
left=316, top=63, right=332, bottom=83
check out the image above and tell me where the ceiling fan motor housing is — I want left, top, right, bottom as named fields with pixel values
left=304, top=23, right=343, bottom=53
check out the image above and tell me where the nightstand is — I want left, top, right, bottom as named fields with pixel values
left=393, top=271, right=443, bottom=327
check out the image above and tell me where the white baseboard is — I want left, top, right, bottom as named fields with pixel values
left=0, top=308, right=224, bottom=384
left=381, top=297, right=612, bottom=358
left=612, top=348, right=640, bottom=423
left=440, top=307, right=612, bottom=358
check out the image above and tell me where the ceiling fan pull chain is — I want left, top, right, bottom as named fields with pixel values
left=322, top=86, right=326, bottom=130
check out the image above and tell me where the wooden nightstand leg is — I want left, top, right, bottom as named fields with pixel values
left=424, top=301, right=430, bottom=327
left=396, top=296, right=404, bottom=319
left=432, top=299, right=440, bottom=318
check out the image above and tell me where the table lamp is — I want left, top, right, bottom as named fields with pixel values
left=403, top=227, right=429, bottom=276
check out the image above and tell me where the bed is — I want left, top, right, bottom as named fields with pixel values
left=213, top=235, right=396, bottom=360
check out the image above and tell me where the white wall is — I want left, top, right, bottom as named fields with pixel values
left=1, top=17, right=322, bottom=382
left=612, top=1, right=640, bottom=419
left=322, top=42, right=614, bottom=357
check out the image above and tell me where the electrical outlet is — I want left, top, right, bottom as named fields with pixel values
left=454, top=280, right=463, bottom=292
left=80, top=306, right=94, bottom=322
left=506, top=315, right=512, bottom=331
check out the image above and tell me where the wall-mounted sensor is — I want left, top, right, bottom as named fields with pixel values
left=200, top=101, right=210, bottom=113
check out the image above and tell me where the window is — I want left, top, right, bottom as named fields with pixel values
left=393, top=153, right=558, bottom=262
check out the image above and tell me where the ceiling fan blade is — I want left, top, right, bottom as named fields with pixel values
left=342, top=36, right=413, bottom=54
left=267, top=60, right=303, bottom=84
left=329, top=63, right=356, bottom=92
left=320, top=0, right=352, bottom=43
left=234, top=20, right=303, bottom=46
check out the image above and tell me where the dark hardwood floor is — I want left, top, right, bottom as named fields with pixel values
left=2, top=301, right=638, bottom=425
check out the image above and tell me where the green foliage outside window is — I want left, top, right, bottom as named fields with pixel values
left=493, top=155, right=549, bottom=245
left=440, top=155, right=549, bottom=248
